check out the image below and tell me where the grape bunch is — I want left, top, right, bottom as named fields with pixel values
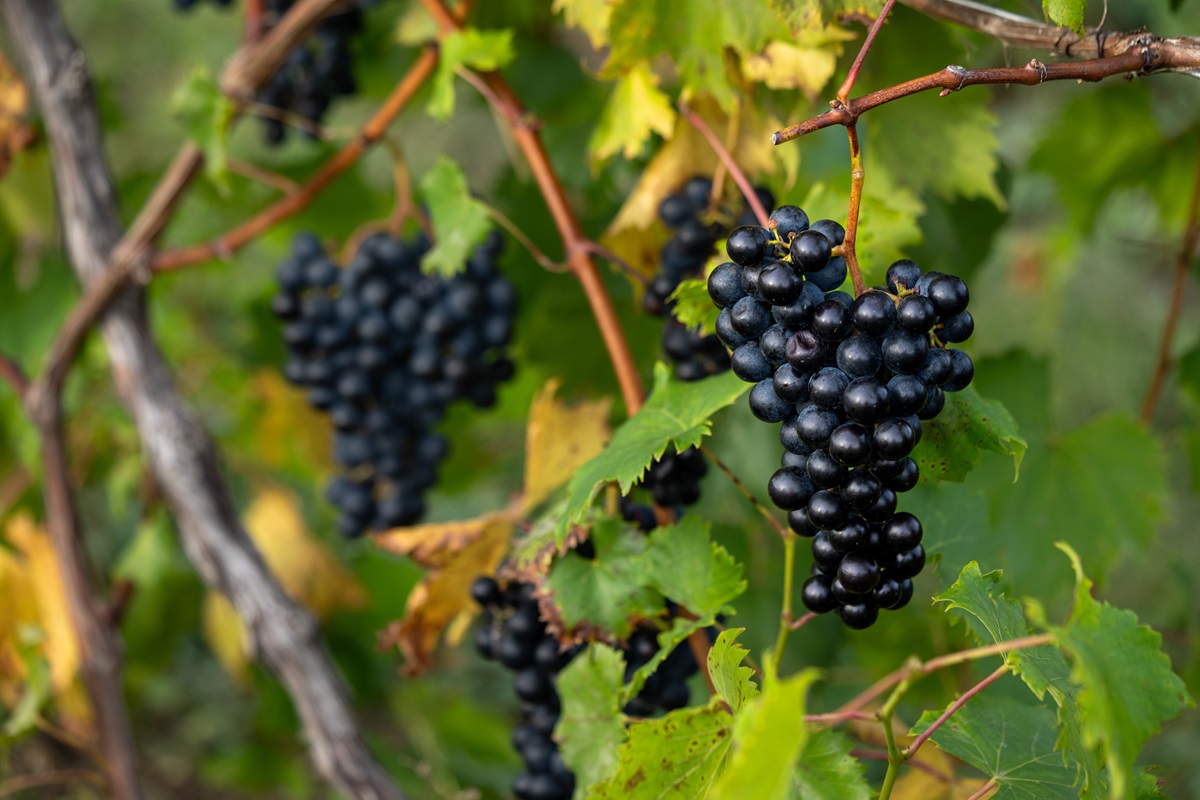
left=272, top=230, right=516, bottom=537
left=471, top=576, right=699, bottom=800
left=707, top=205, right=974, bottom=629
left=256, top=0, right=364, bottom=145
left=645, top=177, right=775, bottom=382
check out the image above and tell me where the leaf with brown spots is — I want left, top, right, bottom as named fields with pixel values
left=591, top=700, right=733, bottom=798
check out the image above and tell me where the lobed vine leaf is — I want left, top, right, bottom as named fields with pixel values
left=668, top=277, right=720, bottom=336
left=643, top=515, right=746, bottom=619
left=419, top=157, right=493, bottom=277
left=428, top=27, right=515, bottom=119
left=913, top=694, right=1080, bottom=800
left=557, top=364, right=749, bottom=542
left=914, top=386, right=1026, bottom=483
left=169, top=67, right=232, bottom=194
left=544, top=518, right=662, bottom=639
left=589, top=62, right=677, bottom=168
left=934, top=562, right=1103, bottom=795
left=790, top=728, right=872, bottom=800
left=556, top=644, right=627, bottom=798
left=1051, top=545, right=1192, bottom=800
left=706, top=628, right=759, bottom=713
left=590, top=702, right=733, bottom=798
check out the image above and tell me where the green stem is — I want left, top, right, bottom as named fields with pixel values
left=772, top=534, right=797, bottom=673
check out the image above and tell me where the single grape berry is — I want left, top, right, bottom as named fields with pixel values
left=707, top=262, right=746, bottom=308
left=883, top=512, right=923, bottom=551
left=926, top=274, right=970, bottom=316
left=838, top=602, right=879, bottom=630
left=749, top=380, right=792, bottom=423
left=828, top=422, right=871, bottom=466
left=850, top=290, right=897, bottom=337
left=886, top=259, right=922, bottom=293
left=759, top=262, right=804, bottom=305
left=768, top=467, right=815, bottom=510
left=769, top=206, right=810, bottom=242
left=801, top=575, right=839, bottom=613
left=790, top=230, right=832, bottom=272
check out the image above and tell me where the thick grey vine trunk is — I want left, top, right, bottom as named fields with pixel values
left=0, top=2, right=404, bottom=797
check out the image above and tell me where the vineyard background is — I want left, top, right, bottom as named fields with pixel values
left=2, top=0, right=1200, bottom=797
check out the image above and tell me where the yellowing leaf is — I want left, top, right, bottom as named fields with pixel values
left=606, top=97, right=795, bottom=247
left=523, top=379, right=613, bottom=513
left=202, top=594, right=249, bottom=687
left=2, top=516, right=79, bottom=697
left=741, top=40, right=838, bottom=99
left=254, top=369, right=331, bottom=469
left=203, top=487, right=366, bottom=684
left=379, top=513, right=513, bottom=674
left=589, top=63, right=677, bottom=168
left=0, top=514, right=90, bottom=732
left=0, top=51, right=33, bottom=178
left=552, top=0, right=612, bottom=49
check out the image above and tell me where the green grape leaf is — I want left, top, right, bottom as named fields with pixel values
left=2, top=627, right=52, bottom=738
left=668, top=277, right=720, bottom=335
left=790, top=728, right=872, bottom=800
left=544, top=518, right=661, bottom=638
left=707, top=628, right=759, bottom=713
left=556, top=644, right=628, bottom=797
left=1051, top=545, right=1192, bottom=800
left=419, top=157, right=493, bottom=277
left=912, top=694, right=1079, bottom=800
left=589, top=62, right=677, bottom=168
left=603, top=0, right=779, bottom=111
left=591, top=703, right=733, bottom=798
left=991, top=413, right=1166, bottom=588
left=558, top=364, right=749, bottom=542
left=622, top=616, right=711, bottom=704
left=643, top=516, right=746, bottom=618
left=1043, top=0, right=1086, bottom=36
left=934, top=562, right=1104, bottom=795
left=552, top=0, right=613, bottom=49
left=870, top=69, right=1004, bottom=209
left=169, top=67, right=232, bottom=194
left=428, top=27, right=515, bottom=119
left=915, top=387, right=1026, bottom=483
left=1133, top=771, right=1168, bottom=799
left=935, top=562, right=1066, bottom=699
left=709, top=664, right=818, bottom=799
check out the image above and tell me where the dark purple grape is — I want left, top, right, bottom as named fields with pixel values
left=707, top=262, right=746, bottom=308
left=883, top=513, right=923, bottom=551
left=727, top=226, right=769, bottom=266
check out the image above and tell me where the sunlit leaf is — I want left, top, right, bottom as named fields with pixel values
left=589, top=62, right=677, bottom=168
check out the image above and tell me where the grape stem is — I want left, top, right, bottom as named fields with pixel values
left=844, top=124, right=867, bottom=296
left=679, top=101, right=770, bottom=228
left=27, top=0, right=384, bottom=410
left=227, top=157, right=301, bottom=194
left=153, top=47, right=439, bottom=272
left=804, top=632, right=1053, bottom=725
left=965, top=776, right=999, bottom=800
left=836, top=0, right=898, bottom=104
left=699, top=444, right=791, bottom=540
left=244, top=0, right=265, bottom=45
left=1140, top=153, right=1200, bottom=424
left=0, top=354, right=29, bottom=399
left=774, top=48, right=1174, bottom=145
left=419, top=0, right=646, bottom=414
left=904, top=663, right=1010, bottom=757
left=772, top=534, right=797, bottom=673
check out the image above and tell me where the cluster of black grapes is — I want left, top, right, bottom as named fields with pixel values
left=171, top=0, right=364, bottom=144
left=707, top=205, right=974, bottom=629
left=645, top=177, right=775, bottom=382
left=257, top=0, right=363, bottom=145
left=273, top=230, right=516, bottom=537
left=471, top=576, right=698, bottom=800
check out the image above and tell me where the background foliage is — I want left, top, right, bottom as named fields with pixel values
left=2, top=0, right=1200, bottom=797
